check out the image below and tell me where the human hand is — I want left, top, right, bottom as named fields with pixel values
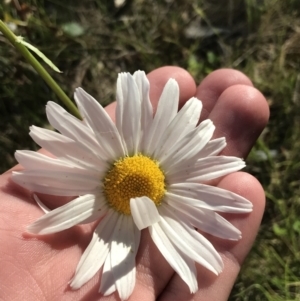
left=0, top=66, right=269, bottom=301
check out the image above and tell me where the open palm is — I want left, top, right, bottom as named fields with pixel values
left=0, top=67, right=269, bottom=301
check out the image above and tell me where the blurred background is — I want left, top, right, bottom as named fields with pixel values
left=1, top=0, right=300, bottom=299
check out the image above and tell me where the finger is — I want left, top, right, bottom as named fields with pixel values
left=207, top=84, right=269, bottom=157
left=158, top=172, right=265, bottom=301
left=196, top=69, right=254, bottom=121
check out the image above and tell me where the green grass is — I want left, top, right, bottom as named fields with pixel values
left=1, top=0, right=300, bottom=300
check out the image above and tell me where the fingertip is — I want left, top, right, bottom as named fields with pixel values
left=196, top=69, right=254, bottom=119
left=221, top=84, right=270, bottom=127
left=105, top=67, right=197, bottom=119
left=210, top=84, right=269, bottom=157
left=218, top=171, right=265, bottom=211
left=147, top=66, right=197, bottom=110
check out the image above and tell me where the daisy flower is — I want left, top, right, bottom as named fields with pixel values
left=12, top=71, right=252, bottom=300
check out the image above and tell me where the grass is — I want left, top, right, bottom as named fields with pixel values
left=1, top=0, right=300, bottom=299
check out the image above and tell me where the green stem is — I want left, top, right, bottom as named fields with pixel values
left=0, top=20, right=81, bottom=119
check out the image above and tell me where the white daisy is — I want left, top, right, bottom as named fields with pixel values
left=12, top=71, right=252, bottom=300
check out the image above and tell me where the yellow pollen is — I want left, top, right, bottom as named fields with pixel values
left=103, top=154, right=165, bottom=215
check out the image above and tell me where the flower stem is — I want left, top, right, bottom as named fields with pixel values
left=0, top=20, right=81, bottom=119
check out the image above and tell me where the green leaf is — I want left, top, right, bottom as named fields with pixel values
left=273, top=223, right=287, bottom=237
left=61, top=22, right=85, bottom=37
left=15, top=36, right=62, bottom=73
left=293, top=220, right=300, bottom=234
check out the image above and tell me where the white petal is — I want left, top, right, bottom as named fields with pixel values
left=27, top=194, right=107, bottom=234
left=149, top=222, right=198, bottom=293
left=110, top=216, right=138, bottom=300
left=70, top=210, right=117, bottom=289
left=33, top=194, right=50, bottom=214
left=133, top=219, right=141, bottom=255
left=168, top=156, right=246, bottom=183
left=159, top=205, right=223, bottom=274
left=46, top=101, right=105, bottom=160
left=116, top=73, right=141, bottom=155
left=142, top=79, right=179, bottom=155
left=100, top=254, right=116, bottom=296
left=29, top=126, right=107, bottom=171
left=130, top=197, right=161, bottom=230
left=165, top=194, right=242, bottom=240
left=100, top=218, right=141, bottom=297
left=115, top=74, right=126, bottom=148
left=74, top=88, right=126, bottom=160
left=14, top=150, right=105, bottom=177
left=161, top=119, right=215, bottom=172
left=15, top=150, right=71, bottom=170
left=153, top=97, right=202, bottom=160
left=12, top=169, right=100, bottom=196
left=192, top=156, right=246, bottom=181
left=197, top=137, right=227, bottom=158
left=174, top=249, right=198, bottom=293
left=133, top=71, right=153, bottom=147
left=168, top=183, right=252, bottom=213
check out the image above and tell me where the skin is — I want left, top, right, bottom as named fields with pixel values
left=0, top=67, right=269, bottom=301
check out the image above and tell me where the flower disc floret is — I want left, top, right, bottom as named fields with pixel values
left=103, top=154, right=166, bottom=215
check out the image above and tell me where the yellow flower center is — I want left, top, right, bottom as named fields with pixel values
left=103, top=154, right=165, bottom=215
